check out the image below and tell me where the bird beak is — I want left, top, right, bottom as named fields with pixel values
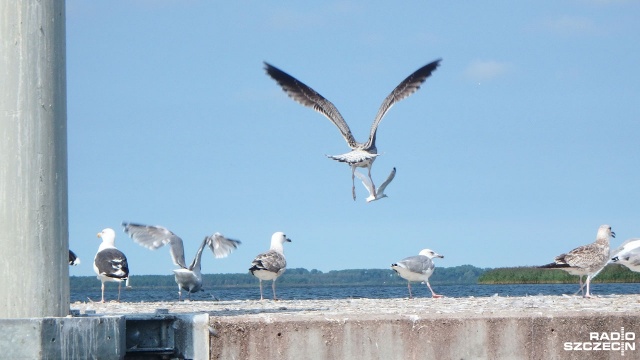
left=612, top=231, right=616, bottom=238
left=286, top=238, right=292, bottom=243
left=438, top=254, right=444, bottom=259
left=97, top=232, right=102, bottom=239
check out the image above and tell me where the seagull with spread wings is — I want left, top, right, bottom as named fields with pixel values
left=264, top=59, right=440, bottom=200
left=123, top=222, right=241, bottom=300
left=354, top=166, right=396, bottom=203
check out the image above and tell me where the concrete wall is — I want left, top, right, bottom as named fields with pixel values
left=210, top=313, right=638, bottom=360
left=0, top=313, right=209, bottom=360
left=0, top=316, right=125, bottom=360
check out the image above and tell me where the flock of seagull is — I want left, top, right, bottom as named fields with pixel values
left=86, top=224, right=292, bottom=303
left=73, top=60, right=640, bottom=302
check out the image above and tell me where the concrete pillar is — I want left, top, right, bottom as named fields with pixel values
left=0, top=1, right=68, bottom=317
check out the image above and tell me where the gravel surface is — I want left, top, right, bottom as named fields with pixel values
left=71, top=294, right=640, bottom=320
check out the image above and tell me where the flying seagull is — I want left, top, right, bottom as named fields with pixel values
left=611, top=238, right=640, bottom=272
left=264, top=59, right=441, bottom=200
left=392, top=249, right=444, bottom=298
left=354, top=167, right=396, bottom=203
left=123, top=222, right=241, bottom=300
left=249, top=232, right=291, bottom=300
left=539, top=224, right=614, bottom=297
left=94, top=228, right=129, bottom=303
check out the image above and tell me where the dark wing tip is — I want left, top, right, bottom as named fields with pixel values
left=538, top=262, right=570, bottom=269
left=122, top=221, right=145, bottom=232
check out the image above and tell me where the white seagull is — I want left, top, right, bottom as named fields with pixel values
left=264, top=59, right=441, bottom=200
left=249, top=232, right=292, bottom=300
left=611, top=238, right=640, bottom=272
left=123, top=222, right=241, bottom=300
left=539, top=224, right=614, bottom=298
left=392, top=249, right=444, bottom=299
left=94, top=228, right=130, bottom=303
left=354, top=167, right=396, bottom=203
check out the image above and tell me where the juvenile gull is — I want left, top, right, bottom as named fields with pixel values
left=539, top=224, right=614, bottom=298
left=264, top=60, right=441, bottom=200
left=354, top=167, right=396, bottom=203
left=123, top=222, right=241, bottom=300
left=391, top=249, right=444, bottom=298
left=249, top=232, right=291, bottom=300
left=94, top=228, right=130, bottom=303
left=611, top=238, right=640, bottom=272
left=69, top=250, right=81, bottom=266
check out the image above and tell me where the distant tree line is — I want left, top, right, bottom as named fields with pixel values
left=71, top=265, right=488, bottom=290
left=71, top=264, right=640, bottom=290
left=478, top=264, right=640, bottom=284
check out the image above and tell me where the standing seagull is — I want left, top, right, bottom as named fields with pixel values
left=354, top=167, right=396, bottom=203
left=392, top=249, right=444, bottom=299
left=264, top=60, right=441, bottom=200
left=249, top=232, right=292, bottom=300
left=123, top=222, right=241, bottom=300
left=611, top=238, right=640, bottom=272
left=94, top=228, right=130, bottom=303
left=539, top=224, right=614, bottom=298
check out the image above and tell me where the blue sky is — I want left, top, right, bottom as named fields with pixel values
left=66, top=1, right=640, bottom=277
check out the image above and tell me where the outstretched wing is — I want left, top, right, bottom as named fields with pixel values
left=354, top=170, right=374, bottom=196
left=376, top=167, right=397, bottom=195
left=264, top=62, right=358, bottom=149
left=122, top=222, right=187, bottom=269
left=207, top=233, right=242, bottom=259
left=365, top=59, right=441, bottom=149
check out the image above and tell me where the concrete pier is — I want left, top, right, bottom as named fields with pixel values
left=19, top=294, right=633, bottom=359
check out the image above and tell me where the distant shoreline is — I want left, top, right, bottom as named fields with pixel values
left=70, top=263, right=640, bottom=290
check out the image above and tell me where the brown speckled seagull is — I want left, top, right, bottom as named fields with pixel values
left=264, top=60, right=441, bottom=200
left=249, top=232, right=292, bottom=300
left=539, top=224, right=614, bottom=297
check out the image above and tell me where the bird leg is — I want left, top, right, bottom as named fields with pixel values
left=101, top=282, right=106, bottom=303
left=367, top=165, right=376, bottom=198
left=407, top=282, right=413, bottom=299
left=351, top=166, right=357, bottom=201
left=272, top=280, right=278, bottom=300
left=117, top=282, right=122, bottom=302
left=178, top=287, right=182, bottom=301
left=259, top=280, right=264, bottom=300
left=426, top=281, right=443, bottom=298
left=572, top=276, right=585, bottom=296
left=584, top=276, right=593, bottom=298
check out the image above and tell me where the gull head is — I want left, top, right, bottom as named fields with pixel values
left=97, top=228, right=116, bottom=243
left=419, top=249, right=444, bottom=259
left=272, top=232, right=292, bottom=245
left=596, top=224, right=615, bottom=242
left=270, top=231, right=292, bottom=253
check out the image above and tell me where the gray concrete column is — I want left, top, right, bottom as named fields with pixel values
left=0, top=0, right=68, bottom=317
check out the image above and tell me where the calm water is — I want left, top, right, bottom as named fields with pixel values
left=72, top=283, right=640, bottom=303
